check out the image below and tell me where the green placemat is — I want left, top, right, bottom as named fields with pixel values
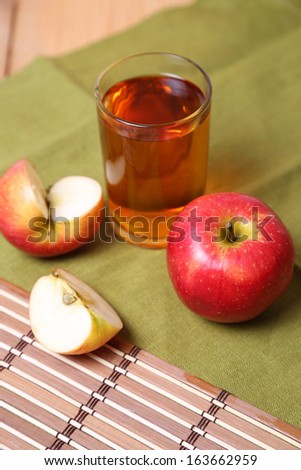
left=1, top=0, right=301, bottom=428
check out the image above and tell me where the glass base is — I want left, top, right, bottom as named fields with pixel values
left=107, top=203, right=183, bottom=249
left=112, top=219, right=168, bottom=249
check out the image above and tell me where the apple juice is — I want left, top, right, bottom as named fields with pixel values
left=98, top=75, right=210, bottom=247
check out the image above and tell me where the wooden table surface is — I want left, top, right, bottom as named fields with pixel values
left=0, top=0, right=192, bottom=79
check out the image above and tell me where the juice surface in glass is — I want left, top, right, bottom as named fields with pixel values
left=98, top=74, right=210, bottom=247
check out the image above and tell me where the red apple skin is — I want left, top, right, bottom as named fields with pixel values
left=166, top=192, right=295, bottom=323
left=0, top=159, right=105, bottom=257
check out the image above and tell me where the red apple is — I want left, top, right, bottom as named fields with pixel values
left=166, top=192, right=295, bottom=323
left=0, top=159, right=105, bottom=257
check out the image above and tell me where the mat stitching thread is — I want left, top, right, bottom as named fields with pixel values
left=0, top=330, right=34, bottom=372
left=217, top=389, right=230, bottom=404
left=179, top=389, right=230, bottom=450
left=47, top=344, right=141, bottom=450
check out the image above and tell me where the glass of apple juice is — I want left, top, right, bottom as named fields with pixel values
left=95, top=52, right=212, bottom=248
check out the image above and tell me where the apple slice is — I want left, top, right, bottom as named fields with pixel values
left=0, top=159, right=105, bottom=257
left=29, top=268, right=123, bottom=355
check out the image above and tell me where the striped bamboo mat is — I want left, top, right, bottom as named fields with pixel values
left=1, top=278, right=301, bottom=450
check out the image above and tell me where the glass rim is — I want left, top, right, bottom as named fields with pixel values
left=94, top=51, right=212, bottom=129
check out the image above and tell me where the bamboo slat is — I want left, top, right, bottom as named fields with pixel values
left=1, top=278, right=301, bottom=450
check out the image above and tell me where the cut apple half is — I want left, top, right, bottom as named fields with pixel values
left=29, top=268, right=123, bottom=354
left=48, top=176, right=102, bottom=219
left=0, top=159, right=105, bottom=257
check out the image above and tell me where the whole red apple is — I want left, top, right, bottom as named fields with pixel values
left=166, top=192, right=295, bottom=323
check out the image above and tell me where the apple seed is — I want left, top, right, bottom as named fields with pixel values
left=63, top=292, right=77, bottom=305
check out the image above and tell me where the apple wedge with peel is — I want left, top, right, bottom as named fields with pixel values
left=29, top=268, right=123, bottom=355
left=0, top=159, right=105, bottom=257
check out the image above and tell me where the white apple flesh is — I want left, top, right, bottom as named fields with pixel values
left=167, top=192, right=295, bottom=323
left=29, top=268, right=123, bottom=354
left=0, top=159, right=105, bottom=257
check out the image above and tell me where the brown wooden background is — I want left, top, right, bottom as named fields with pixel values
left=0, top=0, right=192, bottom=79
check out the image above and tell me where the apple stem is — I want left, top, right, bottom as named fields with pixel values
left=225, top=221, right=237, bottom=243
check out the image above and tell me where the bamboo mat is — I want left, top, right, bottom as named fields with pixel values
left=1, top=278, right=301, bottom=450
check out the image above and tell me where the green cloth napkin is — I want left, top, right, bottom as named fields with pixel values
left=1, top=0, right=301, bottom=429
